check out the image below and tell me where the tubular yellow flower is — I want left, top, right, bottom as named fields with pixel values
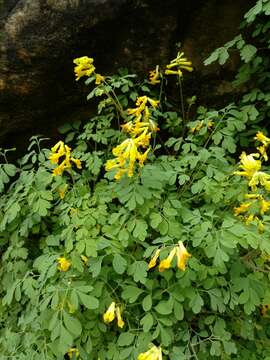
left=176, top=241, right=191, bottom=271
left=138, top=345, right=162, bottom=360
left=165, top=51, right=193, bottom=78
left=234, top=152, right=261, bottom=178
left=115, top=306, right=125, bottom=328
left=49, top=141, right=82, bottom=176
left=95, top=73, right=105, bottom=84
left=257, top=145, right=268, bottom=161
left=260, top=199, right=270, bottom=214
left=254, top=131, right=270, bottom=146
left=103, top=302, right=116, bottom=323
left=258, top=220, right=265, bottom=233
left=57, top=257, right=71, bottom=272
left=58, top=184, right=68, bottom=199
left=73, top=56, right=95, bottom=81
left=67, top=348, right=79, bottom=359
left=149, top=65, right=160, bottom=85
left=234, top=202, right=252, bottom=216
left=158, top=248, right=176, bottom=272
left=248, top=171, right=270, bottom=191
left=148, top=249, right=161, bottom=270
left=71, top=158, right=82, bottom=169
left=137, top=148, right=150, bottom=167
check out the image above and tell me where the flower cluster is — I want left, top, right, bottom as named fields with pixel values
left=149, top=65, right=160, bottom=85
left=57, top=257, right=71, bottom=272
left=49, top=141, right=82, bottom=176
left=73, top=56, right=95, bottom=81
left=148, top=51, right=193, bottom=85
left=190, top=120, right=213, bottom=133
left=103, top=301, right=125, bottom=328
left=73, top=56, right=105, bottom=85
left=165, top=51, right=193, bottom=78
left=148, top=241, right=191, bottom=272
left=234, top=131, right=270, bottom=232
left=138, top=345, right=162, bottom=360
left=105, top=96, right=159, bottom=180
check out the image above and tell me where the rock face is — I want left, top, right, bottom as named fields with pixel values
left=0, top=0, right=253, bottom=147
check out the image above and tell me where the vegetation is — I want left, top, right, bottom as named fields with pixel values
left=0, top=1, right=270, bottom=359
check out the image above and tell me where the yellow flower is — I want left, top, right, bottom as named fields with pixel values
left=234, top=152, right=261, bottom=178
left=51, top=140, right=65, bottom=154
left=149, top=65, right=160, bottom=85
left=57, top=257, right=71, bottom=272
left=147, top=98, right=159, bottom=109
left=71, top=158, right=82, bottom=169
left=234, top=202, right=251, bottom=216
left=73, top=56, right=95, bottom=81
left=149, top=120, right=159, bottom=133
left=138, top=345, right=162, bottom=360
left=67, top=347, right=79, bottom=359
left=165, top=69, right=182, bottom=77
left=260, top=199, right=270, bottom=214
left=49, top=141, right=82, bottom=176
left=58, top=184, right=68, bottom=199
left=81, top=255, right=88, bottom=264
left=254, top=131, right=270, bottom=146
left=258, top=220, right=265, bottom=233
left=176, top=241, right=191, bottom=271
left=148, top=249, right=161, bottom=270
left=190, top=121, right=203, bottom=133
left=165, top=51, right=193, bottom=78
left=158, top=248, right=176, bottom=272
left=121, top=121, right=134, bottom=133
left=115, top=306, right=125, bottom=328
left=103, top=302, right=116, bottom=323
left=95, top=73, right=105, bottom=84
left=257, top=145, right=268, bottom=161
left=248, top=171, right=270, bottom=191
left=137, top=149, right=150, bottom=167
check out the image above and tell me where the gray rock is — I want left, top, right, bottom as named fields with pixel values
left=0, top=0, right=252, bottom=147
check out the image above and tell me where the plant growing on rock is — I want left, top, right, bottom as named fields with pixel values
left=1, top=2, right=270, bottom=358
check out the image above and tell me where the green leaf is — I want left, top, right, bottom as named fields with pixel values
left=140, top=313, right=154, bottom=332
left=78, top=292, right=99, bottom=309
left=117, top=333, right=135, bottom=346
left=63, top=311, right=82, bottom=337
left=113, top=254, right=127, bottom=275
left=155, top=299, right=174, bottom=315
left=122, top=286, right=144, bottom=303
left=133, top=219, right=148, bottom=241
left=142, top=294, right=152, bottom=311
left=129, top=261, right=148, bottom=284
left=240, top=44, right=257, bottom=63
left=190, top=293, right=204, bottom=314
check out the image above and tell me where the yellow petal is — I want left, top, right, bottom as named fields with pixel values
left=148, top=249, right=161, bottom=269
left=103, top=302, right=116, bottom=323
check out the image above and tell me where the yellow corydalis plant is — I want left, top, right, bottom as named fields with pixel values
left=57, top=257, right=71, bottom=272
left=103, top=302, right=125, bottom=328
left=234, top=131, right=270, bottom=232
left=67, top=348, right=79, bottom=359
left=148, top=242, right=191, bottom=272
left=73, top=56, right=95, bottom=81
left=165, top=51, right=193, bottom=78
left=149, top=65, right=161, bottom=85
left=138, top=345, right=162, bottom=360
left=49, top=141, right=82, bottom=176
left=106, top=96, right=159, bottom=180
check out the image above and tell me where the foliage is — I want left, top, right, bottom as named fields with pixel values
left=1, top=1, right=270, bottom=359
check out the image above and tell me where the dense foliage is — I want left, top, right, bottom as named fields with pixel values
left=0, top=1, right=270, bottom=359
